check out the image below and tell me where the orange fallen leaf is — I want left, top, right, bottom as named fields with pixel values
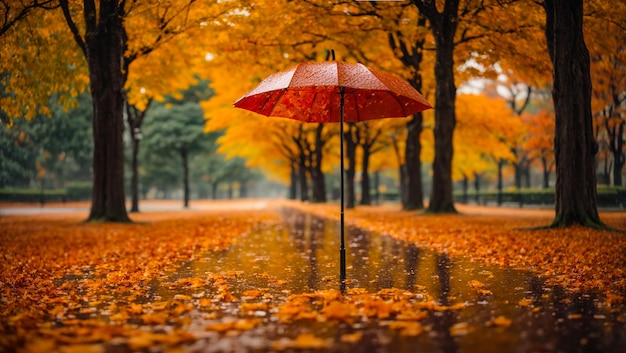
left=450, top=322, right=471, bottom=336
left=340, top=332, right=363, bottom=343
left=173, top=294, right=192, bottom=301
left=239, top=302, right=268, bottom=314
left=242, top=289, right=262, bottom=298
left=272, top=333, right=329, bottom=350
left=469, top=280, right=485, bottom=289
left=389, top=321, right=425, bottom=336
left=489, top=315, right=512, bottom=327
left=322, top=301, right=356, bottom=323
left=141, top=313, right=168, bottom=325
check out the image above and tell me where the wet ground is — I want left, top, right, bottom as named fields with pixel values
left=134, top=208, right=626, bottom=353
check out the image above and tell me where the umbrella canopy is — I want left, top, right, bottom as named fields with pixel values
left=234, top=61, right=432, bottom=121
left=234, top=60, right=432, bottom=293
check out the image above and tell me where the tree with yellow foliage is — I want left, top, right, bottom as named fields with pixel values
left=522, top=110, right=555, bottom=189
left=2, top=0, right=238, bottom=221
left=454, top=93, right=521, bottom=202
left=0, top=0, right=57, bottom=36
left=587, top=0, right=626, bottom=187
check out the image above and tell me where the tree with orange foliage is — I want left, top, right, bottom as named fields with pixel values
left=454, top=93, right=521, bottom=204
left=522, top=110, right=555, bottom=189
left=2, top=0, right=238, bottom=221
left=0, top=0, right=57, bottom=37
left=587, top=1, right=626, bottom=187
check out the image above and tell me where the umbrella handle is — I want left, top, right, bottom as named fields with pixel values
left=340, top=86, right=346, bottom=294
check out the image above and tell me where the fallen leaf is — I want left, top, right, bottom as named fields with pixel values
left=340, top=332, right=363, bottom=343
left=489, top=315, right=512, bottom=327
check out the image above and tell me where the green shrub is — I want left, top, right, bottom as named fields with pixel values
left=0, top=189, right=67, bottom=203
left=454, top=187, right=625, bottom=208
left=65, top=182, right=92, bottom=201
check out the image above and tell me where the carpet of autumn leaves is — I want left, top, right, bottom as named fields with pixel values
left=287, top=201, right=626, bottom=295
left=1, top=199, right=625, bottom=353
left=0, top=204, right=281, bottom=352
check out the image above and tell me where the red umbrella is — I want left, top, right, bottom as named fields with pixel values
left=234, top=59, right=432, bottom=292
left=235, top=61, right=432, bottom=122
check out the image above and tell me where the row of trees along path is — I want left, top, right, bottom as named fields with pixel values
left=1, top=0, right=621, bottom=228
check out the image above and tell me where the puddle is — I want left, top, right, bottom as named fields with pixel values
left=148, top=208, right=625, bottom=352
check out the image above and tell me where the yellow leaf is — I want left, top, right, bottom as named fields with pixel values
left=489, top=315, right=512, bottom=327
left=233, top=318, right=261, bottom=330
left=127, top=303, right=143, bottom=315
left=205, top=322, right=234, bottom=332
left=450, top=322, right=471, bottom=336
left=239, top=302, right=267, bottom=314
left=292, top=333, right=328, bottom=349
left=173, top=294, right=192, bottom=301
left=242, top=289, right=262, bottom=298
left=322, top=301, right=355, bottom=323
left=340, top=332, right=363, bottom=343
left=469, top=280, right=485, bottom=289
left=141, top=313, right=168, bottom=325
left=389, top=321, right=425, bottom=336
left=59, top=344, right=104, bottom=353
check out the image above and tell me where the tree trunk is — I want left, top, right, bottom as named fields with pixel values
left=181, top=148, right=189, bottom=208
left=240, top=181, right=247, bottom=198
left=513, top=162, right=522, bottom=189
left=310, top=169, right=326, bottom=202
left=497, top=159, right=504, bottom=206
left=544, top=0, right=602, bottom=227
left=125, top=100, right=151, bottom=213
left=462, top=175, right=468, bottom=204
left=542, top=157, right=550, bottom=189
left=473, top=173, right=481, bottom=204
left=427, top=12, right=457, bottom=214
left=345, top=123, right=357, bottom=209
left=298, top=154, right=309, bottom=202
left=311, top=124, right=326, bottom=202
left=374, top=171, right=380, bottom=205
left=404, top=114, right=424, bottom=210
left=360, top=146, right=371, bottom=205
left=611, top=122, right=624, bottom=186
left=601, top=157, right=612, bottom=185
left=84, top=1, right=129, bottom=222
left=399, top=164, right=406, bottom=205
left=389, top=14, right=427, bottom=211
left=211, top=182, right=218, bottom=199
left=130, top=136, right=140, bottom=212
left=523, top=163, right=532, bottom=188
left=289, top=161, right=297, bottom=200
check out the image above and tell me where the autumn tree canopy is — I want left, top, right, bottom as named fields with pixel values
left=2, top=0, right=624, bottom=224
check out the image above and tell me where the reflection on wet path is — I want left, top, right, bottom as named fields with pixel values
left=158, top=208, right=625, bottom=353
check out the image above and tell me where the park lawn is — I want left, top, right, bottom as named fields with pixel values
left=0, top=199, right=624, bottom=352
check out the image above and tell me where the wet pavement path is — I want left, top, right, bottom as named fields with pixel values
left=149, top=208, right=625, bottom=353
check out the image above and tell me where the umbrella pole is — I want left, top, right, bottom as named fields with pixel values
left=339, top=87, right=346, bottom=294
